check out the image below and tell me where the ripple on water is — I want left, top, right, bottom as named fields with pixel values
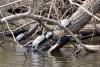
left=0, top=41, right=100, bottom=67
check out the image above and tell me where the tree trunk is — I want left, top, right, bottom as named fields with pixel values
left=49, top=0, right=100, bottom=52
left=69, top=0, right=100, bottom=34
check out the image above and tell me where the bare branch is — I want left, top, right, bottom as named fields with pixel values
left=0, top=11, right=31, bottom=23
left=0, top=0, right=21, bottom=8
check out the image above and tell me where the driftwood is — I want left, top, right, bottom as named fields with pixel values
left=84, top=45, right=100, bottom=52
left=0, top=11, right=90, bottom=51
left=65, top=0, right=100, bottom=52
left=0, top=0, right=100, bottom=52
left=48, top=0, right=100, bottom=52
left=68, top=0, right=100, bottom=33
left=80, top=24, right=100, bottom=35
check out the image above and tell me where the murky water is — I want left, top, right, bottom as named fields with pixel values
left=0, top=0, right=100, bottom=66
left=0, top=39, right=100, bottom=67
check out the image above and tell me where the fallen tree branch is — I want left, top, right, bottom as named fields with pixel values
left=69, top=0, right=100, bottom=21
left=69, top=0, right=100, bottom=34
left=0, top=0, right=21, bottom=8
left=80, top=24, right=100, bottom=35
left=84, top=45, right=100, bottom=52
left=0, top=9, right=96, bottom=51
left=0, top=21, right=35, bottom=36
left=0, top=11, right=31, bottom=23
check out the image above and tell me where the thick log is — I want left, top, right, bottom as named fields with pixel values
left=48, top=0, right=100, bottom=53
left=80, top=24, right=100, bottom=35
left=69, top=0, right=100, bottom=34
left=83, top=45, right=100, bottom=52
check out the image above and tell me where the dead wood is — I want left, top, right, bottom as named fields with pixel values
left=0, top=0, right=100, bottom=52
left=80, top=24, right=100, bottom=35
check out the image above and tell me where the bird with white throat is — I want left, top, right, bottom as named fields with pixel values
left=61, top=19, right=71, bottom=27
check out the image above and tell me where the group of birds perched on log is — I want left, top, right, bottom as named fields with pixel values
left=16, top=19, right=71, bottom=53
left=16, top=19, right=71, bottom=54
left=7, top=6, right=72, bottom=54
left=32, top=31, right=52, bottom=50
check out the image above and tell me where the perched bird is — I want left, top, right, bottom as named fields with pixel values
left=16, top=33, right=26, bottom=41
left=61, top=19, right=71, bottom=27
left=32, top=31, right=52, bottom=51
left=45, top=32, right=52, bottom=39
left=32, top=34, right=45, bottom=50
left=27, top=23, right=38, bottom=35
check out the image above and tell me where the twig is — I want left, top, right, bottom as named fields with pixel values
left=53, top=0, right=60, bottom=20
left=60, top=7, right=73, bottom=20
left=33, top=1, right=52, bottom=13
left=0, top=21, right=34, bottom=35
left=13, top=21, right=34, bottom=32
left=0, top=0, right=21, bottom=8
left=42, top=0, right=54, bottom=34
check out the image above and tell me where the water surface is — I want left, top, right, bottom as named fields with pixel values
left=0, top=41, right=100, bottom=67
left=0, top=35, right=100, bottom=67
